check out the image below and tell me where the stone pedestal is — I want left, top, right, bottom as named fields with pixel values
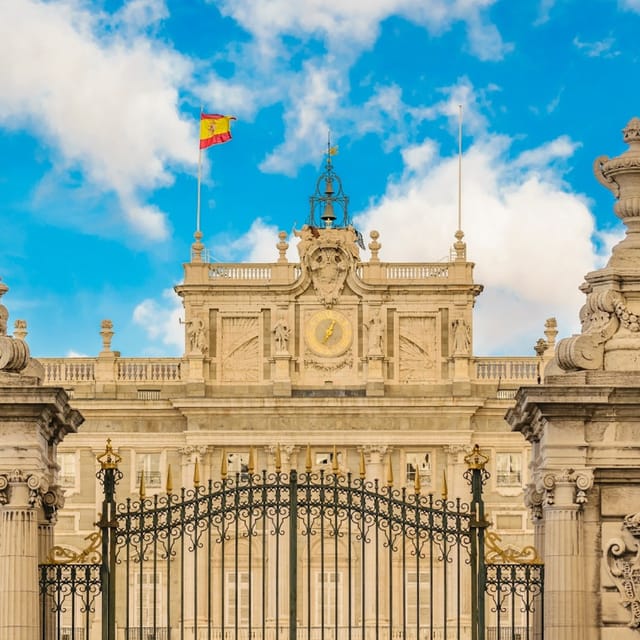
left=273, top=353, right=292, bottom=396
left=0, top=386, right=82, bottom=640
left=365, top=355, right=384, bottom=396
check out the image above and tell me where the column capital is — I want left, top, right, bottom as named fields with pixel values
left=538, top=468, right=594, bottom=508
left=358, top=444, right=391, bottom=465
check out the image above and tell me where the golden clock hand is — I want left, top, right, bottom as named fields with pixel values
left=322, top=320, right=336, bottom=343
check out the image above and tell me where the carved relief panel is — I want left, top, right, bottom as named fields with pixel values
left=220, top=316, right=260, bottom=382
left=397, top=315, right=438, bottom=382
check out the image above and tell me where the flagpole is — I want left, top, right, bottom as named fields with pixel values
left=196, top=144, right=203, bottom=234
left=457, top=104, right=463, bottom=233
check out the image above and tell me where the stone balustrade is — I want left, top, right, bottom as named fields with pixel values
left=40, top=357, right=183, bottom=385
left=204, top=261, right=453, bottom=283
left=473, top=357, right=539, bottom=382
left=39, top=355, right=539, bottom=386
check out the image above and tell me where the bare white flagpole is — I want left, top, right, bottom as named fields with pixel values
left=457, top=104, right=463, bottom=233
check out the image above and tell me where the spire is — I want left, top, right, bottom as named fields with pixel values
left=308, top=132, right=350, bottom=228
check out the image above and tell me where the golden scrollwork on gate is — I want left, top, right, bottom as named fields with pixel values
left=46, top=529, right=102, bottom=564
left=485, top=530, right=542, bottom=565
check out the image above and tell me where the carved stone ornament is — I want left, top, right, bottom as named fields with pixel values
left=295, top=226, right=360, bottom=308
left=556, top=290, right=623, bottom=371
left=605, top=510, right=640, bottom=628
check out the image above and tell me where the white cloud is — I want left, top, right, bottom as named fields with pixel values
left=352, top=133, right=601, bottom=355
left=573, top=35, right=620, bottom=58
left=0, top=0, right=195, bottom=241
left=619, top=0, right=640, bottom=11
left=215, top=0, right=510, bottom=61
left=133, top=288, right=184, bottom=350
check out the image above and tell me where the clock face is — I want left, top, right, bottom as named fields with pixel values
left=305, top=309, right=353, bottom=357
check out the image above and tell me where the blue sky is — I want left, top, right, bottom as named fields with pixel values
left=0, top=0, right=638, bottom=358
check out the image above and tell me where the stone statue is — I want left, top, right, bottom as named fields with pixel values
left=452, top=319, right=471, bottom=355
left=366, top=313, right=384, bottom=356
left=188, top=318, right=208, bottom=355
left=273, top=316, right=291, bottom=353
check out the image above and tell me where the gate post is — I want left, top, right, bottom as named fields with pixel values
left=465, top=445, right=489, bottom=640
left=96, top=440, right=122, bottom=640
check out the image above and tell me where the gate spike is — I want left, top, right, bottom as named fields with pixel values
left=414, top=468, right=421, bottom=494
left=386, top=455, right=393, bottom=487
left=306, top=444, right=312, bottom=473
left=193, top=458, right=200, bottom=487
left=221, top=449, right=228, bottom=480
left=332, top=444, right=339, bottom=474
left=359, top=451, right=366, bottom=479
left=442, top=470, right=448, bottom=500
left=248, top=447, right=255, bottom=474
left=139, top=469, right=146, bottom=498
left=166, top=464, right=173, bottom=494
left=275, top=444, right=282, bottom=473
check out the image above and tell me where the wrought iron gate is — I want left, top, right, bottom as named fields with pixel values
left=40, top=443, right=543, bottom=640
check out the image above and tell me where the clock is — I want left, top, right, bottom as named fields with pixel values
left=305, top=309, right=353, bottom=357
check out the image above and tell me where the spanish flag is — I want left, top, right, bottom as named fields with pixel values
left=200, top=114, right=236, bottom=149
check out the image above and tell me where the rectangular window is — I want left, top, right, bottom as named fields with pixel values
left=58, top=452, right=77, bottom=488
left=227, top=452, right=250, bottom=480
left=405, top=452, right=432, bottom=487
left=136, top=452, right=162, bottom=488
left=225, top=570, right=250, bottom=625
left=496, top=453, right=522, bottom=487
left=131, top=570, right=163, bottom=628
left=406, top=570, right=430, bottom=623
left=314, top=571, right=343, bottom=626
left=315, top=451, right=343, bottom=470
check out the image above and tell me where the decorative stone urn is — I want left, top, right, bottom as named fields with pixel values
left=553, top=118, right=640, bottom=372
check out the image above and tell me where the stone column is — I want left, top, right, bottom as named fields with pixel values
left=537, top=469, right=593, bottom=640
left=0, top=471, right=40, bottom=640
left=179, top=445, right=210, bottom=639
left=360, top=445, right=391, bottom=639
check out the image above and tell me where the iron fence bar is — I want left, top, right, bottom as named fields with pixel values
left=290, top=470, right=298, bottom=640
left=247, top=474, right=254, bottom=640
left=180, top=487, right=186, bottom=640
left=374, top=480, right=380, bottom=640
left=166, top=491, right=173, bottom=640
left=360, top=477, right=366, bottom=640
left=347, top=474, right=353, bottom=640
left=234, top=481, right=240, bottom=640
left=220, top=479, right=227, bottom=640
left=457, top=498, right=462, bottom=640
left=333, top=472, right=339, bottom=640
left=304, top=473, right=312, bottom=640
left=320, top=470, right=326, bottom=640
left=443, top=497, right=448, bottom=640
left=387, top=486, right=393, bottom=640
left=261, top=471, right=267, bottom=640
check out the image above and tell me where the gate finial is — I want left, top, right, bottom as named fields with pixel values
left=193, top=458, right=200, bottom=487
left=275, top=444, right=282, bottom=473
left=386, top=455, right=393, bottom=486
left=97, top=438, right=121, bottom=470
left=166, top=464, right=173, bottom=494
left=359, top=451, right=366, bottom=479
left=139, top=469, right=146, bottom=498
left=332, top=445, right=339, bottom=474
left=442, top=470, right=448, bottom=500
left=306, top=444, right=312, bottom=473
left=248, top=447, right=255, bottom=474
left=221, top=449, right=228, bottom=480
left=414, top=468, right=421, bottom=494
left=464, top=444, right=489, bottom=470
